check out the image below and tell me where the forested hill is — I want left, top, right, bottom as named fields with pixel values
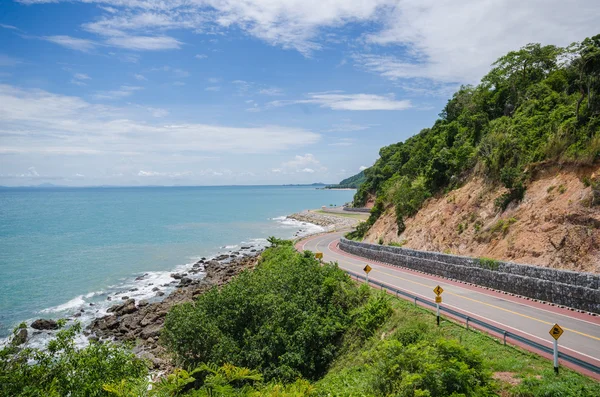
left=352, top=35, right=600, bottom=238
left=327, top=170, right=366, bottom=189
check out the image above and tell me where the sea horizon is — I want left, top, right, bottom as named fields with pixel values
left=0, top=185, right=355, bottom=343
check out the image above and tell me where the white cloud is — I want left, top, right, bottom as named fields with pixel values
left=0, top=84, right=321, bottom=156
left=361, top=0, right=600, bottom=84
left=93, top=85, right=143, bottom=100
left=27, top=166, right=39, bottom=177
left=195, top=54, right=208, bottom=59
left=43, top=35, right=96, bottom=52
left=282, top=153, right=326, bottom=173
left=21, top=0, right=599, bottom=83
left=73, top=73, right=91, bottom=80
left=359, top=165, right=367, bottom=171
left=329, top=138, right=355, bottom=146
left=173, top=81, right=186, bottom=86
left=205, top=86, right=220, bottom=92
left=325, top=122, right=374, bottom=132
left=270, top=92, right=411, bottom=111
left=150, top=66, right=189, bottom=78
left=138, top=170, right=192, bottom=177
left=208, top=77, right=220, bottom=83
left=134, top=73, right=147, bottom=81
left=259, top=87, right=283, bottom=96
left=0, top=24, right=19, bottom=30
left=105, top=35, right=182, bottom=50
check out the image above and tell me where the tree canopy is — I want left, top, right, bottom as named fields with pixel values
left=352, top=35, right=600, bottom=237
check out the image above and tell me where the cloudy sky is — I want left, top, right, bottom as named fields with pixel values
left=0, top=1, right=598, bottom=186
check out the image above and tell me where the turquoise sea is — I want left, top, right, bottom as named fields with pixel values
left=0, top=186, right=354, bottom=341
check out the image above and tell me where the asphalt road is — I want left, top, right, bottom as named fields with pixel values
left=298, top=231, right=600, bottom=375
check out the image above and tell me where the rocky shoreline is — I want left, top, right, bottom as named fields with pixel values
left=86, top=253, right=261, bottom=370
left=17, top=210, right=351, bottom=371
left=288, top=210, right=359, bottom=230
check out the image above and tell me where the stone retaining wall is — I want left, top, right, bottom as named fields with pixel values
left=339, top=238, right=600, bottom=313
left=342, top=207, right=371, bottom=213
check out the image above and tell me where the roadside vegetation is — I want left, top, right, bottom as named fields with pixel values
left=350, top=35, right=600, bottom=239
left=2, top=242, right=599, bottom=396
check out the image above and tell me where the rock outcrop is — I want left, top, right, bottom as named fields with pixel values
left=31, top=319, right=59, bottom=330
left=87, top=253, right=260, bottom=370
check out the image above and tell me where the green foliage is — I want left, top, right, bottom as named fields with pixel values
left=353, top=35, right=600, bottom=235
left=495, top=182, right=526, bottom=211
left=346, top=291, right=393, bottom=342
left=511, top=371, right=600, bottom=397
left=162, top=245, right=370, bottom=382
left=327, top=170, right=367, bottom=189
left=388, top=240, right=407, bottom=247
left=266, top=236, right=293, bottom=247
left=0, top=322, right=147, bottom=397
left=370, top=339, right=495, bottom=397
left=479, top=257, right=500, bottom=271
left=345, top=221, right=371, bottom=240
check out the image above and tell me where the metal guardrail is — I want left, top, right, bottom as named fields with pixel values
left=345, top=269, right=600, bottom=375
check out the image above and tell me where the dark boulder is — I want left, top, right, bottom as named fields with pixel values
left=11, top=328, right=28, bottom=346
left=31, top=319, right=58, bottom=330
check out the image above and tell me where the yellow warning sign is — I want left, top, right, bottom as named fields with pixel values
left=315, top=252, right=323, bottom=259
left=363, top=264, right=372, bottom=274
left=549, top=323, right=564, bottom=340
left=433, top=285, right=444, bottom=296
left=435, top=296, right=442, bottom=304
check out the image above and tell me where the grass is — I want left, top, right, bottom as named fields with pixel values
left=313, top=209, right=368, bottom=220
left=315, top=289, right=600, bottom=396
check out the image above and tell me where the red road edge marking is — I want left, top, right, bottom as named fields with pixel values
left=329, top=239, right=600, bottom=325
left=293, top=234, right=600, bottom=380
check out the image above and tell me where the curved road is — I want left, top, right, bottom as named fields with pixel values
left=298, top=231, right=600, bottom=378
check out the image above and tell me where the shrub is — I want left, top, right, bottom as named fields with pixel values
left=370, top=339, right=495, bottom=397
left=162, top=245, right=366, bottom=382
left=0, top=322, right=147, bottom=397
left=479, top=257, right=500, bottom=271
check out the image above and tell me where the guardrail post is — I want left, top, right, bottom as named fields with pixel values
left=466, top=317, right=469, bottom=331
left=503, top=331, right=507, bottom=346
left=414, top=296, right=417, bottom=306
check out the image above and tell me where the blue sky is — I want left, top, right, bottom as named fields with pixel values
left=1, top=0, right=598, bottom=186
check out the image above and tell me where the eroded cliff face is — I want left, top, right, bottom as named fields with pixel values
left=364, top=165, right=600, bottom=273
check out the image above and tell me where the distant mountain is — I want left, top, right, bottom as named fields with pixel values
left=326, top=171, right=366, bottom=189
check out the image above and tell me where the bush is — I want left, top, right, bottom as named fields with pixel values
left=0, top=322, right=147, bottom=397
left=162, top=245, right=366, bottom=382
left=370, top=339, right=495, bottom=397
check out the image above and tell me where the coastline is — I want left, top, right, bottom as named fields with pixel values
left=2, top=210, right=355, bottom=369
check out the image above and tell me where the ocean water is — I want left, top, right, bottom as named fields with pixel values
left=0, top=185, right=354, bottom=340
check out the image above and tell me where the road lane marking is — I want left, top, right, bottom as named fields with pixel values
left=343, top=264, right=600, bottom=364
left=321, top=237, right=600, bottom=342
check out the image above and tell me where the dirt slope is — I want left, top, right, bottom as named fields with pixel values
left=364, top=165, right=600, bottom=273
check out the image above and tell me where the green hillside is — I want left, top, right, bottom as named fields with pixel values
left=352, top=35, right=600, bottom=239
left=327, top=170, right=367, bottom=189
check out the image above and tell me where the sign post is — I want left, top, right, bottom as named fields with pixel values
left=433, top=285, right=444, bottom=326
left=549, top=323, right=564, bottom=374
left=363, top=264, right=372, bottom=285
